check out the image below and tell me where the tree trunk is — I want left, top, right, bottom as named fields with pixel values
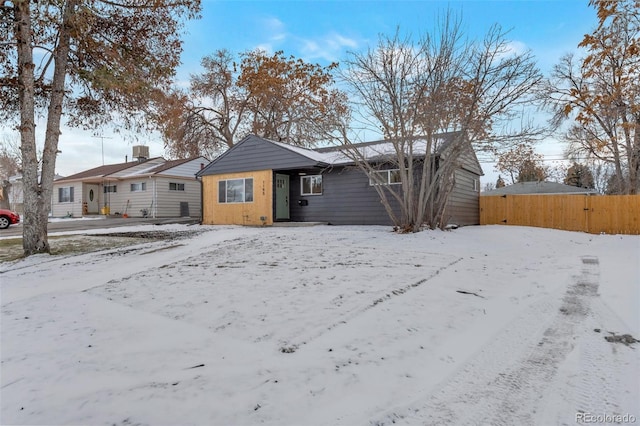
left=626, top=117, right=640, bottom=195
left=17, top=0, right=75, bottom=255
left=14, top=0, right=47, bottom=255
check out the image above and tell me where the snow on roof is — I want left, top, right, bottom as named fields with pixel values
left=267, top=139, right=332, bottom=163
left=315, top=135, right=456, bottom=165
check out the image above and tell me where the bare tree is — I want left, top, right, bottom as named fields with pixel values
left=495, top=143, right=547, bottom=184
left=336, top=14, right=543, bottom=232
left=0, top=134, right=21, bottom=209
left=0, top=134, right=21, bottom=179
left=1, top=0, right=200, bottom=255
left=483, top=181, right=495, bottom=192
left=544, top=0, right=640, bottom=194
left=154, top=49, right=349, bottom=158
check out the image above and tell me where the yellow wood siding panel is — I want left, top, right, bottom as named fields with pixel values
left=202, top=170, right=273, bottom=225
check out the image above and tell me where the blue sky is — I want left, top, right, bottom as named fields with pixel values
left=9, top=0, right=599, bottom=182
left=178, top=0, right=596, bottom=78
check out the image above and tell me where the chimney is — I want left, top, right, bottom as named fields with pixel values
left=125, top=155, right=128, bottom=163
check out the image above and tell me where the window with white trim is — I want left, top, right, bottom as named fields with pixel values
left=301, top=175, right=322, bottom=195
left=169, top=182, right=185, bottom=191
left=58, top=186, right=74, bottom=203
left=103, top=184, right=117, bottom=193
left=473, top=178, right=479, bottom=191
left=369, top=169, right=403, bottom=185
left=130, top=182, right=146, bottom=192
left=218, top=178, right=253, bottom=203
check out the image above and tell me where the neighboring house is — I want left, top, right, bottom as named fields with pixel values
left=52, top=147, right=207, bottom=218
left=483, top=181, right=598, bottom=196
left=197, top=134, right=483, bottom=226
left=2, top=173, right=65, bottom=215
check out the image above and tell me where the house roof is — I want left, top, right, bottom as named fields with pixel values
left=197, top=135, right=330, bottom=176
left=316, top=132, right=483, bottom=175
left=146, top=158, right=197, bottom=175
left=198, top=133, right=484, bottom=177
left=55, top=156, right=208, bottom=184
left=55, top=158, right=162, bottom=182
left=268, top=139, right=330, bottom=163
left=483, top=181, right=598, bottom=195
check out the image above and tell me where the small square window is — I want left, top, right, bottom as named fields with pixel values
left=389, top=170, right=402, bottom=184
left=58, top=186, right=74, bottom=203
left=218, top=178, right=253, bottom=203
left=369, top=169, right=402, bottom=185
left=130, top=182, right=146, bottom=192
left=301, top=175, right=322, bottom=195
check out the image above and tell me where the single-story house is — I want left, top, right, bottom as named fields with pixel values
left=52, top=146, right=208, bottom=218
left=2, top=173, right=65, bottom=215
left=483, top=181, right=598, bottom=196
left=196, top=134, right=483, bottom=226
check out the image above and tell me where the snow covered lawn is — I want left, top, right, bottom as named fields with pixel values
left=1, top=224, right=639, bottom=425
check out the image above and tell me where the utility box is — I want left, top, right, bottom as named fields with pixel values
left=132, top=145, right=149, bottom=161
left=180, top=202, right=190, bottom=217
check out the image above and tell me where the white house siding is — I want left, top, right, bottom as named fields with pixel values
left=165, top=159, right=207, bottom=177
left=152, top=176, right=201, bottom=218
left=7, top=176, right=24, bottom=214
left=103, top=179, right=154, bottom=217
left=51, top=182, right=84, bottom=217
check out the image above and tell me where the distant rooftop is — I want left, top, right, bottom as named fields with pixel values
left=483, top=181, right=598, bottom=195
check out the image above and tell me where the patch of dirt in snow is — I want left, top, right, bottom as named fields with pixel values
left=0, top=229, right=204, bottom=263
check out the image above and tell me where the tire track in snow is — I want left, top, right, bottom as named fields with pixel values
left=570, top=282, right=639, bottom=424
left=287, top=256, right=464, bottom=349
left=372, top=256, right=601, bottom=426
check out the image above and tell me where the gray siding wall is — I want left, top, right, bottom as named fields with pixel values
left=445, top=169, right=480, bottom=226
left=450, top=144, right=483, bottom=176
left=288, top=166, right=479, bottom=226
left=201, top=136, right=320, bottom=175
left=289, top=167, right=398, bottom=225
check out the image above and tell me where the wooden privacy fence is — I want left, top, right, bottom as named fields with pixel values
left=480, top=194, right=640, bottom=235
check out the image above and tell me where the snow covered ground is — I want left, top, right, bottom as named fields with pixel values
left=1, top=224, right=639, bottom=425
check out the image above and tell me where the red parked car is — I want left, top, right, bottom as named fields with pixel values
left=0, top=209, right=20, bottom=229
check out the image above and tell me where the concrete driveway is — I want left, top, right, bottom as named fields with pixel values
left=0, top=216, right=199, bottom=238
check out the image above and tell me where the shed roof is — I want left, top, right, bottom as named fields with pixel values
left=483, top=181, right=598, bottom=195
